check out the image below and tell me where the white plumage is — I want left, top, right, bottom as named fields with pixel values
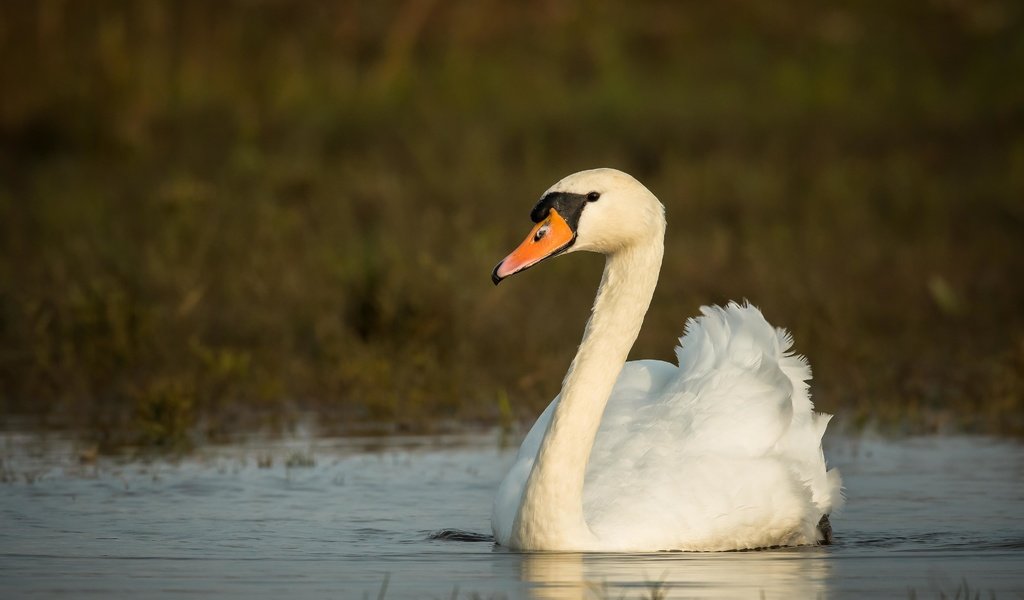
left=493, top=302, right=843, bottom=551
left=491, top=169, right=842, bottom=551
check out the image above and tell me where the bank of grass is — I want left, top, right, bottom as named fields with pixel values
left=1, top=1, right=1022, bottom=448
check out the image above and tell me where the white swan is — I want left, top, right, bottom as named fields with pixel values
left=490, top=168, right=843, bottom=552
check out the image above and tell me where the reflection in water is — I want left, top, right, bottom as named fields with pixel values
left=521, top=548, right=830, bottom=599
left=1, top=434, right=1023, bottom=598
left=521, top=552, right=585, bottom=600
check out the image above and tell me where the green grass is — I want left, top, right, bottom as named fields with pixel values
left=1, top=1, right=1023, bottom=448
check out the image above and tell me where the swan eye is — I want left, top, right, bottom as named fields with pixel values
left=587, top=191, right=601, bottom=202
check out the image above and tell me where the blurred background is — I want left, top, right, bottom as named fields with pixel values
left=1, top=0, right=1022, bottom=449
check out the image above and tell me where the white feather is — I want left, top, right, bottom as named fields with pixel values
left=491, top=169, right=842, bottom=551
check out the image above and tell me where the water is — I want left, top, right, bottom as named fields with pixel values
left=1, top=432, right=1022, bottom=598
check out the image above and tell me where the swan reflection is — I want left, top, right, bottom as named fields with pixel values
left=520, top=548, right=831, bottom=599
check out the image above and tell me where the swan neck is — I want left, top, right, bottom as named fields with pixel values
left=511, top=236, right=664, bottom=549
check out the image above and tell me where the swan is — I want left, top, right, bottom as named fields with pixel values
left=489, top=168, right=843, bottom=552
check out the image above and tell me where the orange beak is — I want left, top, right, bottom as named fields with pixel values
left=492, top=209, right=576, bottom=284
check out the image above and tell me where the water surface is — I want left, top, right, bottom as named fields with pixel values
left=1, top=433, right=1022, bottom=598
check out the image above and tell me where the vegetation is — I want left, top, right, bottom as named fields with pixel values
left=1, top=0, right=1022, bottom=448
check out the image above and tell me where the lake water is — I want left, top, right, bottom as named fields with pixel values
left=1, top=432, right=1022, bottom=599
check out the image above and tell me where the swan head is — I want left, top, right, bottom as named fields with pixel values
left=492, top=168, right=665, bottom=284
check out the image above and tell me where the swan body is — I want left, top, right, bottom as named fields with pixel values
left=490, top=168, right=842, bottom=552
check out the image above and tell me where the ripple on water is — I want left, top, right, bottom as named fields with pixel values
left=0, top=434, right=1022, bottom=599
left=426, top=528, right=495, bottom=542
